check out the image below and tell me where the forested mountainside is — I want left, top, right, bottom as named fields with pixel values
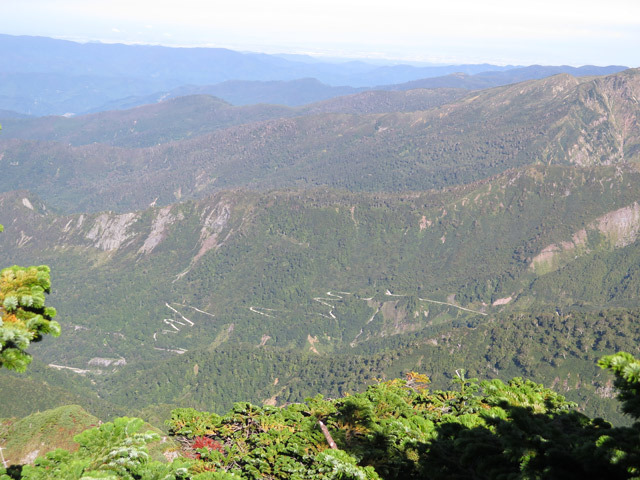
left=2, top=162, right=640, bottom=421
left=0, top=69, right=638, bottom=214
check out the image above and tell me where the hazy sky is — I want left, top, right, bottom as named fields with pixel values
left=2, top=0, right=639, bottom=66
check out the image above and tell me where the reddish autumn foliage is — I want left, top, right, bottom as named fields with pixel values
left=191, top=436, right=224, bottom=459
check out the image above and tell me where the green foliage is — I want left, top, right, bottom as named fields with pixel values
left=0, top=360, right=129, bottom=420
left=599, top=352, right=640, bottom=420
left=595, top=353, right=640, bottom=477
left=0, top=265, right=58, bottom=371
left=165, top=392, right=387, bottom=479
left=91, top=306, right=640, bottom=426
left=160, top=362, right=639, bottom=479
left=3, top=355, right=640, bottom=479
left=101, top=344, right=393, bottom=414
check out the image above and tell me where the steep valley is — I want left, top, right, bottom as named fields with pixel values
left=2, top=162, right=640, bottom=421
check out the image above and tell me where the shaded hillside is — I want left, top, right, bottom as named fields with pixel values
left=0, top=109, right=30, bottom=119
left=1, top=69, right=639, bottom=213
left=156, top=78, right=361, bottom=107
left=301, top=87, right=467, bottom=115
left=0, top=71, right=171, bottom=117
left=85, top=78, right=361, bottom=112
left=0, top=96, right=292, bottom=148
left=0, top=360, right=129, bottom=420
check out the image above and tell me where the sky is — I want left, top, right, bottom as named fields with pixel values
left=1, top=0, right=639, bottom=66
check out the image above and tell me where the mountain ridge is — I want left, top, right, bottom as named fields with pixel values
left=0, top=88, right=467, bottom=148
left=1, top=69, right=639, bottom=213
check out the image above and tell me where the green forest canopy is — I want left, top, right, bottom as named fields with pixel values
left=1, top=353, right=639, bottom=479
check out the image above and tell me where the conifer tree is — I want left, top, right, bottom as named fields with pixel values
left=597, top=352, right=640, bottom=477
left=599, top=352, right=640, bottom=420
left=0, top=263, right=59, bottom=371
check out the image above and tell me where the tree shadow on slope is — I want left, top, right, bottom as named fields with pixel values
left=417, top=404, right=628, bottom=480
left=329, top=373, right=638, bottom=480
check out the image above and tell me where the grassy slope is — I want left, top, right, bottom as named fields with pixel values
left=0, top=405, right=99, bottom=466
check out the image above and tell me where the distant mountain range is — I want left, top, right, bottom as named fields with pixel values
left=384, top=64, right=628, bottom=91
left=0, top=68, right=638, bottom=213
left=0, top=34, right=514, bottom=87
left=0, top=88, right=467, bottom=148
left=0, top=34, right=629, bottom=115
left=80, top=65, right=628, bottom=112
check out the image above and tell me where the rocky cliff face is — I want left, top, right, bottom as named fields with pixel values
left=564, top=68, right=640, bottom=166
left=85, top=212, right=138, bottom=251
left=531, top=202, right=640, bottom=275
left=0, top=190, right=241, bottom=267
